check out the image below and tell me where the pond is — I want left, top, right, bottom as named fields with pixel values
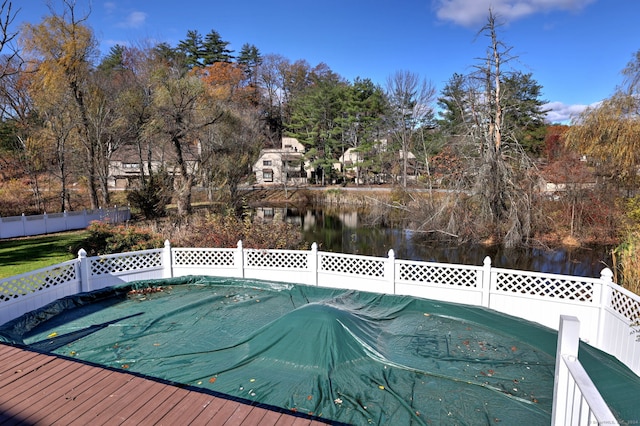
left=254, top=206, right=613, bottom=278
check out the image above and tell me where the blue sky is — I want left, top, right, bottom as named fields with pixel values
left=16, top=0, right=640, bottom=123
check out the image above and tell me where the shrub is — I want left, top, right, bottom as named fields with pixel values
left=176, top=211, right=306, bottom=250
left=72, top=221, right=164, bottom=256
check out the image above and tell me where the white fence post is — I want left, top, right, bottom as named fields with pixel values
left=236, top=240, right=245, bottom=278
left=387, top=249, right=396, bottom=294
left=309, top=242, right=318, bottom=286
left=163, top=240, right=173, bottom=278
left=481, top=256, right=491, bottom=308
left=77, top=249, right=92, bottom=293
left=552, top=315, right=580, bottom=426
left=597, top=268, right=614, bottom=347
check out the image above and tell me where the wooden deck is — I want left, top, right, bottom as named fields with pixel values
left=0, top=344, right=334, bottom=425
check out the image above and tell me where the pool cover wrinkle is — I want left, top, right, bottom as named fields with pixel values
left=27, top=312, right=144, bottom=352
left=0, top=275, right=638, bottom=425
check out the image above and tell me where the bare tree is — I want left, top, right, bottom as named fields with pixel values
left=0, top=0, right=20, bottom=81
left=385, top=70, right=436, bottom=188
left=471, top=11, right=537, bottom=246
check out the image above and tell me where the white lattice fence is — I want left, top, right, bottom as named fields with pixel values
left=90, top=250, right=163, bottom=276
left=245, top=250, right=309, bottom=269
left=600, top=284, right=640, bottom=374
left=173, top=248, right=236, bottom=267
left=170, top=248, right=240, bottom=278
left=0, top=261, right=77, bottom=303
left=316, top=252, right=392, bottom=294
left=394, top=260, right=485, bottom=305
left=494, top=270, right=595, bottom=302
left=489, top=269, right=605, bottom=345
left=82, top=249, right=164, bottom=291
left=319, top=252, right=385, bottom=277
left=397, top=261, right=479, bottom=287
left=610, top=286, right=640, bottom=323
left=0, top=260, right=80, bottom=324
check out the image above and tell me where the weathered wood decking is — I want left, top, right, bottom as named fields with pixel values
left=0, top=344, right=333, bottom=425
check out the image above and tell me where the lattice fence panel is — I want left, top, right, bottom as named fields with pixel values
left=399, top=262, right=477, bottom=287
left=90, top=251, right=162, bottom=276
left=320, top=254, right=385, bottom=277
left=246, top=250, right=308, bottom=269
left=610, top=288, right=640, bottom=323
left=495, top=272, right=593, bottom=302
left=0, top=263, right=77, bottom=302
left=173, top=249, right=235, bottom=267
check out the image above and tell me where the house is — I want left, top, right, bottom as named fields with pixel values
left=333, top=142, right=420, bottom=184
left=108, top=141, right=199, bottom=189
left=252, top=137, right=311, bottom=186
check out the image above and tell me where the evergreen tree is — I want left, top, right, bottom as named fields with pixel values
left=339, top=78, right=387, bottom=183
left=288, top=69, right=346, bottom=184
left=502, top=71, right=548, bottom=154
left=98, top=44, right=126, bottom=73
left=437, top=73, right=468, bottom=135
left=237, top=43, right=261, bottom=86
left=202, top=30, right=234, bottom=64
left=177, top=29, right=204, bottom=68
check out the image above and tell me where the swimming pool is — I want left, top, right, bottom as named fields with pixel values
left=0, top=276, right=637, bottom=425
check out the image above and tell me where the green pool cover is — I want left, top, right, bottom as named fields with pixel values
left=0, top=276, right=638, bottom=425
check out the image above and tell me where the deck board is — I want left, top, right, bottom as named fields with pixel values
left=0, top=344, right=335, bottom=425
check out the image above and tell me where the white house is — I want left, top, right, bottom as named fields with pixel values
left=252, top=137, right=311, bottom=186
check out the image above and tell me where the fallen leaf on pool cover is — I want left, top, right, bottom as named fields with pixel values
left=209, top=377, right=216, bottom=383
left=47, top=332, right=57, bottom=338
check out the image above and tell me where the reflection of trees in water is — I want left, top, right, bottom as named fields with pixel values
left=261, top=206, right=612, bottom=278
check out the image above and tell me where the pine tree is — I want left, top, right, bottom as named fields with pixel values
left=202, top=30, right=234, bottom=64
left=177, top=30, right=204, bottom=68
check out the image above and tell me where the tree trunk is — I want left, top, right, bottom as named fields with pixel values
left=171, top=134, right=193, bottom=215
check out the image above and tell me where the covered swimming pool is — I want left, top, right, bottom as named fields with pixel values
left=1, top=276, right=638, bottom=425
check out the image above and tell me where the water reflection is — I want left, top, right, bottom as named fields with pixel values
left=253, top=206, right=613, bottom=278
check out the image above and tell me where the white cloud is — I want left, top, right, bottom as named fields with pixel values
left=119, top=11, right=147, bottom=29
left=433, top=0, right=596, bottom=27
left=103, top=2, right=117, bottom=14
left=543, top=100, right=600, bottom=124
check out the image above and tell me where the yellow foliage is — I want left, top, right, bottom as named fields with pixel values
left=564, top=92, right=640, bottom=189
left=612, top=230, right=640, bottom=295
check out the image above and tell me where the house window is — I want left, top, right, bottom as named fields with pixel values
left=263, top=169, right=273, bottom=182
left=122, top=162, right=140, bottom=170
left=263, top=160, right=272, bottom=166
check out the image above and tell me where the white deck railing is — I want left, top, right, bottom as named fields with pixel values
left=1, top=240, right=637, bottom=424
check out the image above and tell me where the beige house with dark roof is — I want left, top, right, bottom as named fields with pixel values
left=108, top=140, right=199, bottom=189
left=252, top=137, right=311, bottom=185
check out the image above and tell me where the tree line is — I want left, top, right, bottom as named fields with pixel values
left=0, top=1, right=639, bottom=254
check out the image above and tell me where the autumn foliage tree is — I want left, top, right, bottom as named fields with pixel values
left=21, top=1, right=103, bottom=209
left=565, top=93, right=640, bottom=196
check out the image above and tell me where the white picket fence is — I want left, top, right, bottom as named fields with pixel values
left=0, top=207, right=131, bottom=239
left=1, top=240, right=637, bottom=424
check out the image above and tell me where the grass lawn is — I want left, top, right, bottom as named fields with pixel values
left=0, top=231, right=88, bottom=279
